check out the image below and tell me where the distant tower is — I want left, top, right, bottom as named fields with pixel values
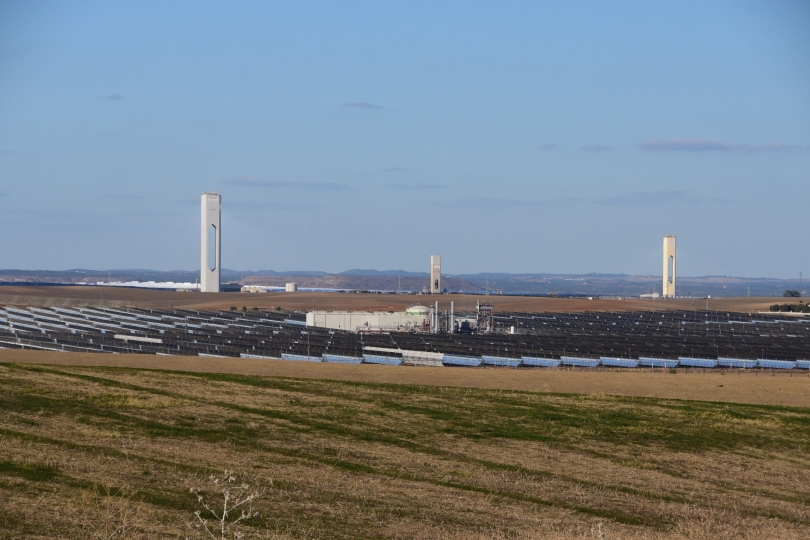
left=663, top=235, right=676, bottom=298
left=430, top=255, right=442, bottom=294
left=201, top=192, right=221, bottom=293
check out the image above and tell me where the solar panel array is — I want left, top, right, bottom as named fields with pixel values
left=493, top=310, right=810, bottom=361
left=0, top=306, right=808, bottom=369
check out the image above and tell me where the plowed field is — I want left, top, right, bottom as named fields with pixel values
left=0, top=285, right=798, bottom=313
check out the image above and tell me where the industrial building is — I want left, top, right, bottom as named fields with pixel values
left=306, top=302, right=488, bottom=334
left=241, top=285, right=265, bottom=293
left=306, top=305, right=432, bottom=332
left=663, top=235, right=677, bottom=298
left=201, top=192, right=222, bottom=293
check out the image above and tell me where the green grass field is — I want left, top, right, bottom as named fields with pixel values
left=1, top=362, right=809, bottom=539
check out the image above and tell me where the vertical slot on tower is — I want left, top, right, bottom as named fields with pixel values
left=668, top=255, right=674, bottom=284
left=208, top=224, right=217, bottom=271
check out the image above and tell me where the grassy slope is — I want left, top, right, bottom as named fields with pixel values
left=1, top=362, right=809, bottom=539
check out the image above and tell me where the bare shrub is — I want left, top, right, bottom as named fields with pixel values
left=187, top=470, right=268, bottom=540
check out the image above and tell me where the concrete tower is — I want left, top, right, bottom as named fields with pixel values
left=201, top=192, right=221, bottom=293
left=663, top=235, right=676, bottom=298
left=430, top=255, right=442, bottom=294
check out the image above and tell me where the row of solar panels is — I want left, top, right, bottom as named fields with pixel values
left=0, top=306, right=294, bottom=337
left=231, top=351, right=810, bottom=370
left=494, top=310, right=810, bottom=337
left=255, top=353, right=404, bottom=365
left=497, top=309, right=810, bottom=324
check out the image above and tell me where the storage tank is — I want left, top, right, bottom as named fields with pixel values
left=405, top=305, right=430, bottom=316
left=285, top=282, right=298, bottom=292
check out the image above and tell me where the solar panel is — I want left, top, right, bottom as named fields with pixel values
left=561, top=356, right=600, bottom=368
left=9, top=322, right=45, bottom=333
left=443, top=355, right=482, bottom=367
left=5, top=307, right=34, bottom=317
left=51, top=308, right=85, bottom=317
left=481, top=356, right=521, bottom=367
left=521, top=357, right=561, bottom=367
left=678, top=357, right=718, bottom=368
left=756, top=359, right=796, bottom=370
left=600, top=357, right=639, bottom=368
left=6, top=313, right=35, bottom=322
left=638, top=357, right=679, bottom=368
left=323, top=354, right=363, bottom=364
left=280, top=353, right=322, bottom=362
left=363, top=354, right=402, bottom=365
left=717, top=358, right=757, bottom=368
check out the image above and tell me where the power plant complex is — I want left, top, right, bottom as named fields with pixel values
left=0, top=197, right=803, bottom=368
left=0, top=195, right=803, bottom=372
left=198, top=192, right=681, bottom=300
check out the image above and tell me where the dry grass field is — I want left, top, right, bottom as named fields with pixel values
left=0, top=285, right=801, bottom=313
left=2, top=352, right=810, bottom=539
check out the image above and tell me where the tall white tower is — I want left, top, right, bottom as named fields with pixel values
left=201, top=192, right=222, bottom=293
left=430, top=255, right=442, bottom=294
left=663, top=235, right=676, bottom=298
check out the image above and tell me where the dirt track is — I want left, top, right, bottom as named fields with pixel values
left=0, top=285, right=800, bottom=313
left=3, top=349, right=809, bottom=407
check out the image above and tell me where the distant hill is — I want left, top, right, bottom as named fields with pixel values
left=0, top=269, right=805, bottom=297
left=241, top=274, right=478, bottom=292
left=338, top=269, right=429, bottom=277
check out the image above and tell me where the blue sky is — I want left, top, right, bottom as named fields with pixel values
left=1, top=0, right=808, bottom=277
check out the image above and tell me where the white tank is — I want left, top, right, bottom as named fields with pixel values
left=405, top=305, right=430, bottom=316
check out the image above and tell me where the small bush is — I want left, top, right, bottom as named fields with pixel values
left=770, top=303, right=810, bottom=313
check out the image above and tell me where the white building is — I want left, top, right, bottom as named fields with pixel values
left=241, top=285, right=266, bottom=293
left=306, top=305, right=431, bottom=332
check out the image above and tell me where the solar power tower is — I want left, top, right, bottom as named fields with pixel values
left=430, top=255, right=442, bottom=294
left=663, top=235, right=677, bottom=298
left=201, top=192, right=222, bottom=293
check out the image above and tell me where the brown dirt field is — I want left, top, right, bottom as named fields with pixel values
left=0, top=285, right=803, bottom=313
left=3, top=349, right=809, bottom=407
